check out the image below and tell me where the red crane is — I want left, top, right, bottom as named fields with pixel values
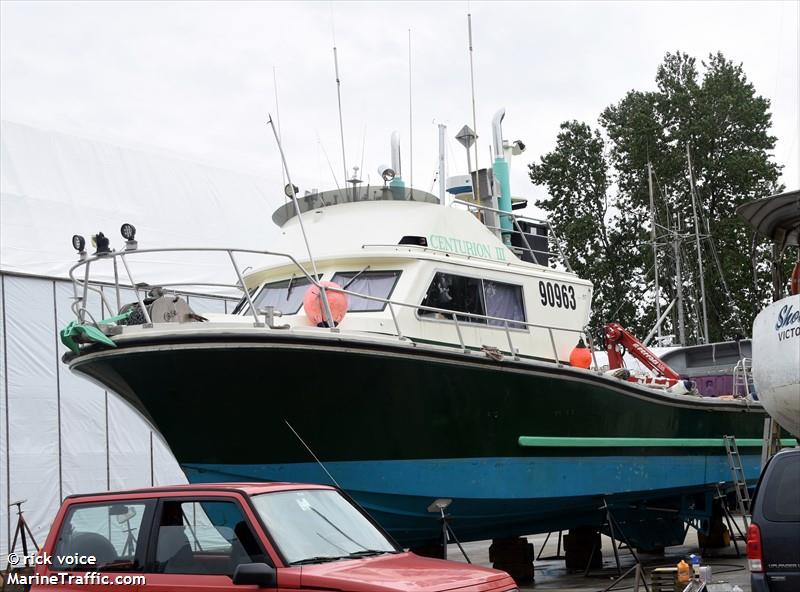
left=603, top=322, right=684, bottom=388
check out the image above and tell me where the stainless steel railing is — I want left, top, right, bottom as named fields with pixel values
left=68, top=247, right=599, bottom=369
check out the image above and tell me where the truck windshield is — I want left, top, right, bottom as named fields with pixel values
left=251, top=490, right=397, bottom=565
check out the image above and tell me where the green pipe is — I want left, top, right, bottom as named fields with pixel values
left=518, top=436, right=799, bottom=448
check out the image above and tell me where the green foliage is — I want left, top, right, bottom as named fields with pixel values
left=530, top=52, right=783, bottom=343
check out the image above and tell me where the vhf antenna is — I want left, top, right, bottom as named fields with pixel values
left=333, top=45, right=348, bottom=191
left=467, top=13, right=480, bottom=203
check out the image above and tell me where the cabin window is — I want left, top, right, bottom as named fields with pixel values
left=237, top=276, right=315, bottom=316
left=420, top=272, right=525, bottom=328
left=331, top=271, right=401, bottom=311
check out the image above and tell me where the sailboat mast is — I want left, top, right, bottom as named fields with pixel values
left=686, top=145, right=709, bottom=343
left=648, top=162, right=661, bottom=342
left=673, top=214, right=686, bottom=346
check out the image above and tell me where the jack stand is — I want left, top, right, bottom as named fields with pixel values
left=2, top=499, right=40, bottom=587
left=584, top=498, right=640, bottom=578
left=427, top=499, right=470, bottom=563
left=536, top=530, right=565, bottom=560
left=601, top=563, right=650, bottom=592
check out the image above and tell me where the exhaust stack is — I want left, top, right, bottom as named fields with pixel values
left=491, top=108, right=513, bottom=246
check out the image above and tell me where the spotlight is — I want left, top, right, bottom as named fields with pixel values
left=378, top=165, right=395, bottom=183
left=511, top=140, right=526, bottom=155
left=284, top=183, right=300, bottom=198
left=120, top=223, right=138, bottom=250
left=120, top=223, right=136, bottom=241
left=91, top=232, right=111, bottom=255
left=72, top=234, right=86, bottom=253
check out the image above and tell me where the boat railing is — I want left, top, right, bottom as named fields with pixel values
left=449, top=199, right=574, bottom=272
left=68, top=246, right=599, bottom=369
left=733, top=357, right=755, bottom=399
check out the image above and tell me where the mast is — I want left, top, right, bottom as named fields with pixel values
left=648, top=161, right=661, bottom=342
left=686, top=145, right=709, bottom=343
left=673, top=215, right=686, bottom=346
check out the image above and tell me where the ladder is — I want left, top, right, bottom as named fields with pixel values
left=723, top=435, right=751, bottom=530
left=760, top=416, right=783, bottom=468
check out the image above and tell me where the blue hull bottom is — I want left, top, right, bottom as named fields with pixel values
left=183, top=454, right=760, bottom=548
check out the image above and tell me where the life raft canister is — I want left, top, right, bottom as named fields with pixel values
left=303, top=281, right=348, bottom=327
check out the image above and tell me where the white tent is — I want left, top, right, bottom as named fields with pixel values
left=0, top=120, right=285, bottom=561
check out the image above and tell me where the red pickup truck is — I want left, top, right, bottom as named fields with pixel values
left=24, top=482, right=516, bottom=592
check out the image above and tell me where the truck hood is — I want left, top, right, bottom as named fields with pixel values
left=299, top=552, right=513, bottom=592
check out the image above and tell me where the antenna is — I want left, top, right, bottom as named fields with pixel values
left=408, top=28, right=414, bottom=188
left=333, top=45, right=348, bottom=191
left=268, top=115, right=335, bottom=328
left=467, top=13, right=480, bottom=202
left=273, top=66, right=286, bottom=197
left=284, top=419, right=341, bottom=488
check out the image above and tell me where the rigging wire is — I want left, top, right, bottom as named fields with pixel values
left=317, top=133, right=342, bottom=191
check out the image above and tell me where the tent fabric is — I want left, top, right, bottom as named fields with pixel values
left=0, top=120, right=258, bottom=563
left=1, top=120, right=283, bottom=286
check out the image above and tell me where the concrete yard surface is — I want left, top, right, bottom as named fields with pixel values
left=447, top=524, right=752, bottom=591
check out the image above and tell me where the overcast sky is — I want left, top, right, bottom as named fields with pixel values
left=2, top=1, right=798, bottom=216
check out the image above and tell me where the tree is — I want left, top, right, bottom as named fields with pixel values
left=530, top=51, right=783, bottom=343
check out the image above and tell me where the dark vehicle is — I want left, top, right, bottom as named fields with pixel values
left=748, top=447, right=800, bottom=592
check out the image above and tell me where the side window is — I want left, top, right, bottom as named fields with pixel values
left=52, top=501, right=152, bottom=571
left=420, top=273, right=526, bottom=328
left=330, top=271, right=401, bottom=311
left=153, top=499, right=266, bottom=576
left=420, top=272, right=486, bottom=323
left=484, top=280, right=525, bottom=328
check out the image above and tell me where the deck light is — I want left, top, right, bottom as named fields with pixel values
left=72, top=234, right=86, bottom=253
left=120, top=223, right=136, bottom=241
left=284, top=183, right=299, bottom=198
left=378, top=165, right=395, bottom=183
left=120, top=223, right=138, bottom=250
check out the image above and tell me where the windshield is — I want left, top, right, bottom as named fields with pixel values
left=251, top=489, right=396, bottom=565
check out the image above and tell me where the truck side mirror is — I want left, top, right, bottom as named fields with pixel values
left=232, top=563, right=277, bottom=587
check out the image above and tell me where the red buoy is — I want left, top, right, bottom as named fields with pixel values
left=569, top=338, right=593, bottom=369
left=303, top=281, right=348, bottom=327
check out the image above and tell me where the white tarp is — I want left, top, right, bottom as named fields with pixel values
left=0, top=120, right=265, bottom=562
left=1, top=120, right=284, bottom=284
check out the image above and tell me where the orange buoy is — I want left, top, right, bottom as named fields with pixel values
left=569, top=338, right=593, bottom=369
left=303, top=281, right=348, bottom=327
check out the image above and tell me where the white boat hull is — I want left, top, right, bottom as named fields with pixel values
left=752, top=294, right=800, bottom=437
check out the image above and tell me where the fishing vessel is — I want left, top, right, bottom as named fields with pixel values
left=61, top=111, right=779, bottom=552
left=738, top=189, right=800, bottom=438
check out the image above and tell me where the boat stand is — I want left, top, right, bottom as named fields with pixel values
left=584, top=498, right=641, bottom=579
left=536, top=530, right=565, bottom=560
left=600, top=563, right=650, bottom=592
left=427, top=499, right=471, bottom=563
